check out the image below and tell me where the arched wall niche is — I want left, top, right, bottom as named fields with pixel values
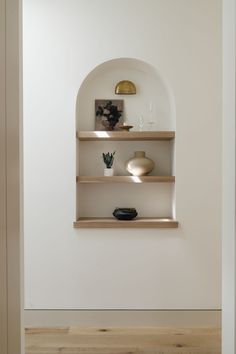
left=75, top=58, right=176, bottom=223
left=76, top=58, right=176, bottom=131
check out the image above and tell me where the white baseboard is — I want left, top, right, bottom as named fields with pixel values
left=24, top=310, right=221, bottom=328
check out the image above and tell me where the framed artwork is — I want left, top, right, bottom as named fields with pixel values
left=95, top=99, right=124, bottom=131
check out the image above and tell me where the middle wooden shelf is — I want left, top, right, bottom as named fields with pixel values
left=76, top=176, right=175, bottom=183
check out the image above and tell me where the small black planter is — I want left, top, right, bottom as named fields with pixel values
left=113, top=208, right=138, bottom=220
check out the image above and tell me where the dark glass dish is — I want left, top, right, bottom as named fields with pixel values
left=113, top=208, right=138, bottom=220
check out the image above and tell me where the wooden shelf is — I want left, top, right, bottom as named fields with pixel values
left=77, top=176, right=175, bottom=183
left=77, top=131, right=175, bottom=141
left=73, top=217, right=179, bottom=229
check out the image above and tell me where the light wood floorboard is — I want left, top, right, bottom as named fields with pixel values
left=25, top=327, right=221, bottom=354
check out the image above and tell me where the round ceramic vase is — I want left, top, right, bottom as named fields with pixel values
left=126, top=151, right=154, bottom=176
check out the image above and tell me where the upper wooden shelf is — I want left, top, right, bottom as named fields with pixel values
left=77, top=176, right=175, bottom=183
left=77, top=131, right=175, bottom=141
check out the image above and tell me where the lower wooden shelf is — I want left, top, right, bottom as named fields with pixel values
left=73, top=217, right=179, bottom=229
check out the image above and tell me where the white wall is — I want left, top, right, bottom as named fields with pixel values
left=23, top=0, right=222, bottom=309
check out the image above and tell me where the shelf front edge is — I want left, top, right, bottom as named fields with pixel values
left=73, top=218, right=179, bottom=229
left=77, top=131, right=175, bottom=141
left=76, top=176, right=175, bottom=183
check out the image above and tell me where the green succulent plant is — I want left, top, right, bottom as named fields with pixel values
left=102, top=151, right=115, bottom=168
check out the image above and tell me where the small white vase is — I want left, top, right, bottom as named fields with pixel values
left=126, top=151, right=154, bottom=176
left=104, top=168, right=114, bottom=176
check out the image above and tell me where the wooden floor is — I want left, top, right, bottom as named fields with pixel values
left=25, top=327, right=221, bottom=354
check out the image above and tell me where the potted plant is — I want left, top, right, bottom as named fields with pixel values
left=102, top=151, right=115, bottom=176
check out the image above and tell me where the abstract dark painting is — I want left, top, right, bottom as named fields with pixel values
left=95, top=99, right=124, bottom=131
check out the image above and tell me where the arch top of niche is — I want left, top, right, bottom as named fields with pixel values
left=76, top=57, right=176, bottom=131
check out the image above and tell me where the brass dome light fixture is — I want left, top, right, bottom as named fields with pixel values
left=115, top=80, right=136, bottom=95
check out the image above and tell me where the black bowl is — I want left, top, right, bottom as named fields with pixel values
left=113, top=208, right=138, bottom=220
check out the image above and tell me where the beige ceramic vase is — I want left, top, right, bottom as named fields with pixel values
left=126, top=151, right=155, bottom=176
